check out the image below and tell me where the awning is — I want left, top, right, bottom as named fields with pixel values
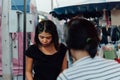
left=50, top=1, right=120, bottom=20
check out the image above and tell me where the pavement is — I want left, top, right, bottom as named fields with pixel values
left=0, top=76, right=23, bottom=80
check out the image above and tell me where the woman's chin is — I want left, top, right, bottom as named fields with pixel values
left=42, top=44, right=50, bottom=47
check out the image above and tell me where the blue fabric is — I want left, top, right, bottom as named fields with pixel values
left=11, top=0, right=30, bottom=12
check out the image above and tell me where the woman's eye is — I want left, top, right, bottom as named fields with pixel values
left=46, top=37, right=51, bottom=39
left=40, top=36, right=44, bottom=39
left=39, top=36, right=52, bottom=39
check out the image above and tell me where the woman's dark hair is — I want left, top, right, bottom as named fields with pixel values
left=66, top=17, right=100, bottom=58
left=34, top=20, right=59, bottom=50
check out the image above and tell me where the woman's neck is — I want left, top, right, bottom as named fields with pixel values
left=39, top=43, right=57, bottom=55
left=71, top=49, right=89, bottom=62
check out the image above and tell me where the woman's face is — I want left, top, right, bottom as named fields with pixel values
left=38, top=32, right=52, bottom=47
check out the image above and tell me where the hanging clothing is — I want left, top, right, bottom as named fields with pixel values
left=111, top=27, right=120, bottom=42
left=101, top=27, right=111, bottom=44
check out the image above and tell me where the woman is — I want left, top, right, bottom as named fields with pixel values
left=26, top=20, right=67, bottom=80
left=57, top=17, right=120, bottom=80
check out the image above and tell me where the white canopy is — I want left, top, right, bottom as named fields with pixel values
left=55, top=0, right=106, bottom=8
left=35, top=0, right=120, bottom=13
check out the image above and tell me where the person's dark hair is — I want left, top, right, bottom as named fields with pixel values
left=34, top=20, right=59, bottom=50
left=66, top=17, right=100, bottom=58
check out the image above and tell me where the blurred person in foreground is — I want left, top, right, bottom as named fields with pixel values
left=25, top=20, right=67, bottom=80
left=57, top=17, right=120, bottom=80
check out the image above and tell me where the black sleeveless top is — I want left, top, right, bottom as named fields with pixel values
left=26, top=43, right=67, bottom=80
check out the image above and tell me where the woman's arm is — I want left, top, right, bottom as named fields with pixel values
left=61, top=55, right=68, bottom=71
left=26, top=56, right=33, bottom=80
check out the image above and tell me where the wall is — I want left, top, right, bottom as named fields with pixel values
left=111, top=9, right=120, bottom=26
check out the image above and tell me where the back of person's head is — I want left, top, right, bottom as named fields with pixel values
left=34, top=20, right=59, bottom=49
left=66, top=17, right=100, bottom=58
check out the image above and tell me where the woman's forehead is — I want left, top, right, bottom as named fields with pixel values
left=39, top=32, right=52, bottom=36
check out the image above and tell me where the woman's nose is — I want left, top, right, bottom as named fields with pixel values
left=43, top=38, right=47, bottom=42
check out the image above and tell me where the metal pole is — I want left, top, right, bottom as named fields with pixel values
left=23, top=0, right=26, bottom=80
left=51, top=0, right=53, bottom=10
left=1, top=0, right=12, bottom=79
left=51, top=0, right=53, bottom=20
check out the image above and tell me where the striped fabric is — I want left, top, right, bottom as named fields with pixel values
left=57, top=56, right=120, bottom=80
